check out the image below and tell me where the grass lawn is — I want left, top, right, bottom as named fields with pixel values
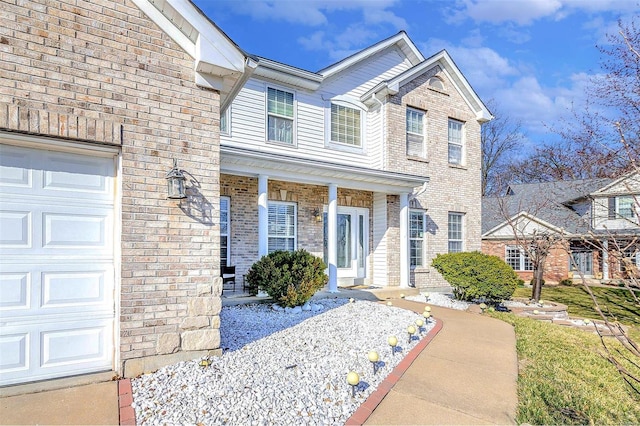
left=497, top=285, right=640, bottom=424
left=512, top=285, right=640, bottom=327
left=490, top=312, right=640, bottom=424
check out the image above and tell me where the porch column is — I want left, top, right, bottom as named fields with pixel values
left=399, top=193, right=409, bottom=288
left=328, top=184, right=338, bottom=292
left=258, top=175, right=268, bottom=258
left=602, top=240, right=609, bottom=280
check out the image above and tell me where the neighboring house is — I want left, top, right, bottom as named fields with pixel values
left=220, top=33, right=490, bottom=292
left=482, top=173, right=640, bottom=284
left=0, top=0, right=489, bottom=387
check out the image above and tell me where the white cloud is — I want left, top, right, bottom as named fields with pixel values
left=447, top=0, right=638, bottom=26
left=298, top=25, right=377, bottom=60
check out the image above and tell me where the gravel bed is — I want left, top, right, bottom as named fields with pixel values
left=131, top=299, right=434, bottom=425
left=406, top=292, right=471, bottom=311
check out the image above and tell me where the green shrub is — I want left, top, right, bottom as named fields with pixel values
left=558, top=278, right=573, bottom=286
left=431, top=251, right=519, bottom=302
left=245, top=249, right=328, bottom=307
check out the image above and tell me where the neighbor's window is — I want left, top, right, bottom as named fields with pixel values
left=505, top=246, right=533, bottom=271
left=616, top=196, right=636, bottom=219
left=448, top=212, right=463, bottom=252
left=406, top=108, right=425, bottom=157
left=409, top=210, right=425, bottom=267
left=220, top=197, right=230, bottom=267
left=331, top=103, right=361, bottom=147
left=268, top=201, right=296, bottom=252
left=267, top=87, right=294, bottom=144
left=448, top=119, right=464, bottom=165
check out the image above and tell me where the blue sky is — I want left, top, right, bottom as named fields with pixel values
left=193, top=0, right=638, bottom=150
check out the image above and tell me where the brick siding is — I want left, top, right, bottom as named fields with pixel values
left=1, top=0, right=223, bottom=375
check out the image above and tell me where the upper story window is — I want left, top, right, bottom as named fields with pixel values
left=331, top=103, right=361, bottom=147
left=220, top=107, right=230, bottom=136
left=267, top=87, right=294, bottom=144
left=409, top=210, right=425, bottom=267
left=268, top=201, right=297, bottom=253
left=506, top=245, right=533, bottom=271
left=406, top=107, right=425, bottom=157
left=448, top=212, right=464, bottom=253
left=614, top=196, right=636, bottom=219
left=448, top=119, right=464, bottom=165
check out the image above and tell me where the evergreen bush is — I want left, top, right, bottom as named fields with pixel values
left=245, top=249, right=328, bottom=307
left=431, top=251, right=519, bottom=302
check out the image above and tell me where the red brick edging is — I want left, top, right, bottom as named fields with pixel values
left=345, top=318, right=443, bottom=425
left=118, top=378, right=135, bottom=425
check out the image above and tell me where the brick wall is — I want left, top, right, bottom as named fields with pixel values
left=385, top=67, right=482, bottom=289
left=1, top=0, right=224, bottom=376
left=482, top=240, right=572, bottom=284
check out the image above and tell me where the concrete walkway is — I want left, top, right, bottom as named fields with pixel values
left=0, top=296, right=518, bottom=425
left=363, top=300, right=518, bottom=425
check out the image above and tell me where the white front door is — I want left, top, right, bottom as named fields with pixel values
left=0, top=144, right=117, bottom=386
left=325, top=207, right=368, bottom=279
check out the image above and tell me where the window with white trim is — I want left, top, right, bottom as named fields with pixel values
left=406, top=108, right=425, bottom=157
left=220, top=107, right=230, bottom=136
left=616, top=196, right=636, bottom=219
left=448, top=212, right=463, bottom=253
left=330, top=103, right=361, bottom=147
left=448, top=119, right=464, bottom=165
left=220, top=196, right=230, bottom=267
left=268, top=201, right=297, bottom=252
left=267, top=87, right=294, bottom=144
left=505, top=245, right=533, bottom=271
left=409, top=210, right=425, bottom=267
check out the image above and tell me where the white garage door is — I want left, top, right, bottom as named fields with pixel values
left=0, top=143, right=117, bottom=386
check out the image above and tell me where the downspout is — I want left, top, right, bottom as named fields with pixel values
left=221, top=57, right=259, bottom=112
left=371, top=92, right=386, bottom=169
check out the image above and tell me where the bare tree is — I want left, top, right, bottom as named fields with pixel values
left=481, top=99, right=526, bottom=195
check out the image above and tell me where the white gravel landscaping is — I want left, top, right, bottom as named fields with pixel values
left=131, top=299, right=435, bottom=425
left=406, top=292, right=471, bottom=311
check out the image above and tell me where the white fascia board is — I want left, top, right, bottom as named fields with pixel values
left=484, top=211, right=565, bottom=237
left=591, top=171, right=640, bottom=195
left=166, top=0, right=245, bottom=73
left=253, top=64, right=322, bottom=91
left=221, top=146, right=427, bottom=194
left=131, top=0, right=195, bottom=57
left=319, top=32, right=424, bottom=78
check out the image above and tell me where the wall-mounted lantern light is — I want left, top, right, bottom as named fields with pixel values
left=166, top=159, right=187, bottom=199
left=312, top=208, right=322, bottom=222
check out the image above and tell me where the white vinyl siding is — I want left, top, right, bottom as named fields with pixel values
left=268, top=201, right=296, bottom=252
left=267, top=87, right=294, bottom=144
left=506, top=246, right=533, bottom=271
left=220, top=197, right=230, bottom=268
left=409, top=210, right=425, bottom=267
left=406, top=107, right=425, bottom=157
left=448, top=212, right=464, bottom=253
left=330, top=104, right=361, bottom=147
left=448, top=119, right=464, bottom=165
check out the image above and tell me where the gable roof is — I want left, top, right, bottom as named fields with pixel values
left=482, top=177, right=613, bottom=237
left=131, top=0, right=256, bottom=110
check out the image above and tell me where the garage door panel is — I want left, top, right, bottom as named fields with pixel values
left=42, top=270, right=109, bottom=308
left=43, top=152, right=113, bottom=196
left=0, top=210, right=31, bottom=247
left=0, top=272, right=30, bottom=310
left=0, top=333, right=29, bottom=372
left=0, top=147, right=32, bottom=188
left=0, top=319, right=113, bottom=386
left=44, top=212, right=110, bottom=249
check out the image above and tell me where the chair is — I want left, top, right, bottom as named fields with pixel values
left=221, top=266, right=236, bottom=292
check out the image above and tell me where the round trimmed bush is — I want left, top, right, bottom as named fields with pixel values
left=245, top=249, right=328, bottom=307
left=431, top=251, right=519, bottom=302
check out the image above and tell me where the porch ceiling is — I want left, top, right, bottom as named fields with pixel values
left=221, top=146, right=428, bottom=194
